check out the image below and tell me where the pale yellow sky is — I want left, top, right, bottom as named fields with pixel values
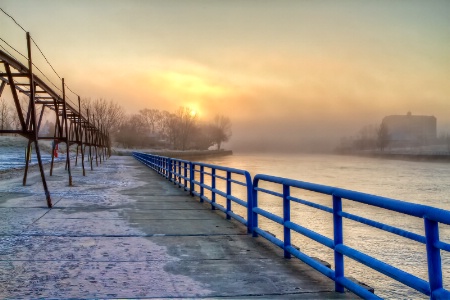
left=1, top=0, right=449, bottom=150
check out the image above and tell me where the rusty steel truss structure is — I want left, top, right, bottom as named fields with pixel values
left=0, top=32, right=110, bottom=208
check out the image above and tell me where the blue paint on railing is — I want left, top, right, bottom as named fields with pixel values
left=132, top=152, right=253, bottom=232
left=132, top=152, right=450, bottom=299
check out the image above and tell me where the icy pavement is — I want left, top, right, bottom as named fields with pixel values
left=0, top=147, right=67, bottom=171
left=0, top=156, right=356, bottom=299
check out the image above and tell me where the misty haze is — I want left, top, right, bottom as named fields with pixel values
left=1, top=1, right=450, bottom=300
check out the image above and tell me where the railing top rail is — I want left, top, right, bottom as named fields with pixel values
left=254, top=174, right=450, bottom=226
left=192, top=161, right=251, bottom=177
left=170, top=157, right=191, bottom=164
left=133, top=152, right=191, bottom=164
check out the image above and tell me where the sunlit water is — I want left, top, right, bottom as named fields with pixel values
left=196, top=153, right=450, bottom=299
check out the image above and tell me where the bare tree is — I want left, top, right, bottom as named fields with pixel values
left=158, top=107, right=197, bottom=150
left=81, top=98, right=125, bottom=136
left=191, top=123, right=215, bottom=150
left=211, top=115, right=232, bottom=150
left=139, top=108, right=161, bottom=134
left=115, top=114, right=149, bottom=148
left=377, top=122, right=390, bottom=151
left=176, top=107, right=197, bottom=150
left=160, top=110, right=178, bottom=148
left=0, top=98, right=11, bottom=132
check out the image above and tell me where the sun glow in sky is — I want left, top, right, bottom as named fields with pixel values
left=1, top=0, right=449, bottom=151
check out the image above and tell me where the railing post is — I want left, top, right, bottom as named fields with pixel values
left=251, top=177, right=258, bottom=237
left=333, top=194, right=345, bottom=293
left=246, top=172, right=253, bottom=234
left=163, top=157, right=169, bottom=179
left=189, top=162, right=194, bottom=196
left=183, top=162, right=187, bottom=190
left=178, top=161, right=182, bottom=187
left=424, top=218, right=443, bottom=299
left=168, top=158, right=172, bottom=182
left=283, top=184, right=291, bottom=259
left=211, top=168, right=216, bottom=210
left=175, top=160, right=181, bottom=188
left=200, top=165, right=204, bottom=202
left=174, top=160, right=177, bottom=185
left=226, top=171, right=231, bottom=220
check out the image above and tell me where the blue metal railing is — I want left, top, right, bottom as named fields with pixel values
left=190, top=161, right=253, bottom=231
left=252, top=174, right=450, bottom=300
left=132, top=152, right=253, bottom=232
left=132, top=152, right=450, bottom=299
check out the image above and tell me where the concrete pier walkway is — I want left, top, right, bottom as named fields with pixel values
left=0, top=156, right=357, bottom=299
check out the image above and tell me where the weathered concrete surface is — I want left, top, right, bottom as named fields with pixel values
left=0, top=156, right=358, bottom=299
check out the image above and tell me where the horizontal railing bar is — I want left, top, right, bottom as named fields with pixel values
left=288, top=195, right=333, bottom=214
left=252, top=207, right=283, bottom=225
left=432, top=288, right=450, bottom=299
left=172, top=173, right=189, bottom=181
left=253, top=227, right=284, bottom=248
left=170, top=158, right=190, bottom=164
left=255, top=174, right=450, bottom=225
left=192, top=180, right=212, bottom=191
left=215, top=174, right=227, bottom=181
left=192, top=161, right=250, bottom=175
left=435, top=241, right=450, bottom=252
left=339, top=211, right=426, bottom=244
left=285, top=245, right=336, bottom=279
left=200, top=195, right=211, bottom=203
left=335, top=244, right=431, bottom=295
left=211, top=202, right=227, bottom=213
left=202, top=171, right=213, bottom=176
left=228, top=212, right=247, bottom=225
left=254, top=186, right=283, bottom=198
left=229, top=178, right=247, bottom=186
left=285, top=221, right=334, bottom=249
left=336, top=277, right=382, bottom=300
left=212, top=188, right=227, bottom=198
left=227, top=195, right=247, bottom=208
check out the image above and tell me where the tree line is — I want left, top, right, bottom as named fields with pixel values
left=336, top=122, right=450, bottom=153
left=0, top=97, right=232, bottom=151
left=337, top=123, right=390, bottom=152
left=82, top=98, right=232, bottom=150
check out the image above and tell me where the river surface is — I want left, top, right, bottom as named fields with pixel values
left=196, top=153, right=450, bottom=299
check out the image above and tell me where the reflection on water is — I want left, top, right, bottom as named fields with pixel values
left=197, top=153, right=450, bottom=299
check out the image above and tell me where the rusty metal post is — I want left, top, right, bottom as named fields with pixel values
left=93, top=114, right=99, bottom=167
left=87, top=110, right=93, bottom=170
left=26, top=32, right=52, bottom=207
left=102, top=126, right=106, bottom=161
left=61, top=78, right=72, bottom=186
left=22, top=139, right=31, bottom=185
left=50, top=122, right=57, bottom=176
left=0, top=81, right=6, bottom=97
left=97, top=120, right=102, bottom=164
left=78, top=96, right=86, bottom=176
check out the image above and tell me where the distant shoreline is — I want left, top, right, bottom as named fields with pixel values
left=339, top=152, right=450, bottom=162
left=114, top=149, right=233, bottom=159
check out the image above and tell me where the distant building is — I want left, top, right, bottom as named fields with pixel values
left=382, top=112, right=436, bottom=145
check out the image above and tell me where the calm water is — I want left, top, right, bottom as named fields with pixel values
left=197, top=153, right=450, bottom=299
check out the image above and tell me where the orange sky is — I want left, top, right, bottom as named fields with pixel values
left=1, top=0, right=449, bottom=151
